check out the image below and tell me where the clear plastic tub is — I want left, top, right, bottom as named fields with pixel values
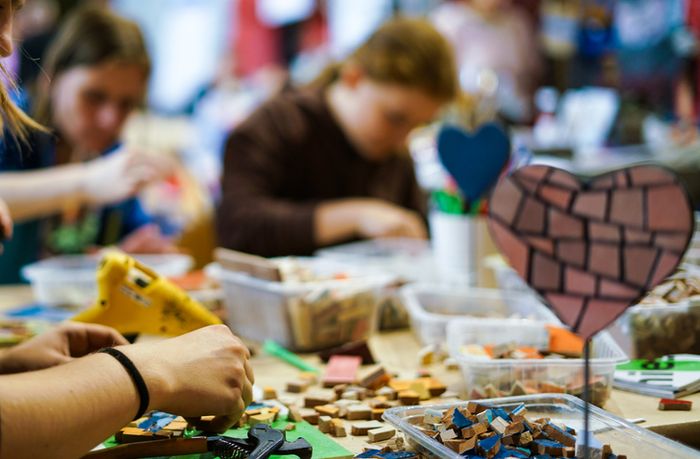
left=382, top=394, right=699, bottom=459
left=21, top=253, right=193, bottom=307
left=447, top=319, right=627, bottom=406
left=611, top=298, right=700, bottom=360
left=484, top=255, right=533, bottom=294
left=316, top=238, right=436, bottom=330
left=400, top=283, right=559, bottom=346
left=207, top=258, right=393, bottom=351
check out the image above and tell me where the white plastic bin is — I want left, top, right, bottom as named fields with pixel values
left=447, top=319, right=627, bottom=406
left=207, top=258, right=393, bottom=351
left=401, top=283, right=559, bottom=345
left=22, top=253, right=193, bottom=307
left=317, top=238, right=436, bottom=329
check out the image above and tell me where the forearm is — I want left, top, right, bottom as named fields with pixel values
left=0, top=353, right=138, bottom=459
left=0, top=163, right=87, bottom=221
left=314, top=199, right=367, bottom=246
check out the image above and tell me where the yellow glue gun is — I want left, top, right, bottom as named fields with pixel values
left=73, top=251, right=221, bottom=335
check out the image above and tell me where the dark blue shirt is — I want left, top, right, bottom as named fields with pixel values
left=0, top=130, right=152, bottom=284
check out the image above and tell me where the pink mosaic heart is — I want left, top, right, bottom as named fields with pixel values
left=488, top=165, right=694, bottom=339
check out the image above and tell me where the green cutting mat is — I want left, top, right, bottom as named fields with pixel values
left=102, top=418, right=353, bottom=459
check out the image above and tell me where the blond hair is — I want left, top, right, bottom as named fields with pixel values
left=34, top=5, right=150, bottom=124
left=0, top=65, right=46, bottom=141
left=312, top=17, right=458, bottom=102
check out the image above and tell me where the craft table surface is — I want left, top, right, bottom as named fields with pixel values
left=1, top=285, right=699, bottom=453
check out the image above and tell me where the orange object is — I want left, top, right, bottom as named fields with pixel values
left=546, top=325, right=584, bottom=357
left=168, top=270, right=208, bottom=291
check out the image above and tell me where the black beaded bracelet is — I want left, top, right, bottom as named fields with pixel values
left=99, top=347, right=150, bottom=420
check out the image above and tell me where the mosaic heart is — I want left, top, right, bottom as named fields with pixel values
left=488, top=165, right=694, bottom=339
left=437, top=123, right=510, bottom=203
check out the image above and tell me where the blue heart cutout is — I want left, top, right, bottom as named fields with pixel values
left=437, top=123, right=511, bottom=203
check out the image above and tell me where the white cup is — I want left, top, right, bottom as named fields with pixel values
left=429, top=211, right=480, bottom=285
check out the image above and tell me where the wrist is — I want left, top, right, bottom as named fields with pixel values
left=117, top=344, right=171, bottom=413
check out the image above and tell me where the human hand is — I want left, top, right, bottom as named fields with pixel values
left=122, top=325, right=254, bottom=433
left=0, top=322, right=128, bottom=374
left=0, top=198, right=12, bottom=251
left=81, top=148, right=176, bottom=207
left=119, top=224, right=179, bottom=254
left=355, top=199, right=427, bottom=239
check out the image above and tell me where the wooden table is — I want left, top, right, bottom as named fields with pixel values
left=1, top=286, right=699, bottom=453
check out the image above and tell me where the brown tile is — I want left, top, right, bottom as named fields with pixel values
left=609, top=189, right=643, bottom=227
left=599, top=279, right=638, bottom=300
left=576, top=299, right=630, bottom=339
left=526, top=236, right=554, bottom=255
left=517, top=176, right=539, bottom=194
left=565, top=267, right=597, bottom=296
left=615, top=171, right=630, bottom=187
left=630, top=165, right=675, bottom=187
left=548, top=208, right=584, bottom=238
left=623, top=246, right=657, bottom=286
left=649, top=251, right=682, bottom=287
left=489, top=220, right=530, bottom=277
left=556, top=240, right=586, bottom=267
left=572, top=191, right=607, bottom=220
left=547, top=170, right=581, bottom=190
left=589, top=222, right=620, bottom=242
left=516, top=165, right=550, bottom=182
left=647, top=185, right=692, bottom=232
left=545, top=293, right=585, bottom=328
left=537, top=184, right=572, bottom=210
left=654, top=233, right=690, bottom=252
left=515, top=197, right=547, bottom=234
left=589, top=243, right=620, bottom=278
left=531, top=253, right=561, bottom=291
left=625, top=229, right=651, bottom=244
left=490, top=178, right=523, bottom=226
left=590, top=175, right=614, bottom=190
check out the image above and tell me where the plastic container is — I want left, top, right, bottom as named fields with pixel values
left=207, top=258, right=393, bottom=351
left=611, top=297, right=700, bottom=360
left=447, top=319, right=627, bottom=406
left=317, top=238, right=436, bottom=330
left=382, top=394, right=699, bottom=459
left=484, top=255, right=533, bottom=294
left=400, top=283, right=559, bottom=346
left=22, top=253, right=193, bottom=307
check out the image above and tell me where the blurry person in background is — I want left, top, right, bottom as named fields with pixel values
left=431, top=0, right=541, bottom=123
left=216, top=18, right=458, bottom=257
left=0, top=5, right=175, bottom=284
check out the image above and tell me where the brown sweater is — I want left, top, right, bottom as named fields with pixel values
left=216, top=88, right=426, bottom=257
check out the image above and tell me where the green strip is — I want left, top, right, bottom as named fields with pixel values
left=617, top=359, right=700, bottom=372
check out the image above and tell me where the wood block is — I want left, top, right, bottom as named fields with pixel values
left=505, top=421, right=524, bottom=436
left=461, top=422, right=487, bottom=439
left=323, top=355, right=362, bottom=387
left=299, top=408, right=319, bottom=425
left=466, top=401, right=490, bottom=415
left=409, top=381, right=431, bottom=400
left=371, top=408, right=385, bottom=421
left=368, top=426, right=395, bottom=442
left=519, top=431, right=533, bottom=445
left=375, top=386, right=398, bottom=400
left=331, top=419, right=347, bottom=437
left=315, top=404, right=341, bottom=418
left=288, top=408, right=304, bottom=423
left=318, top=416, right=333, bottom=434
left=305, top=391, right=336, bottom=408
left=214, top=248, right=281, bottom=281
left=543, top=422, right=576, bottom=446
left=658, top=398, right=693, bottom=411
left=359, top=366, right=391, bottom=390
left=318, top=340, right=376, bottom=365
left=286, top=379, right=309, bottom=393
left=263, top=386, right=278, bottom=400
left=346, top=404, right=372, bottom=420
left=299, top=371, right=319, bottom=384
left=116, top=427, right=171, bottom=443
left=285, top=423, right=296, bottom=431
left=351, top=420, right=384, bottom=436
left=445, top=436, right=477, bottom=454
left=440, top=428, right=458, bottom=442
left=398, top=390, right=420, bottom=405
left=248, top=410, right=276, bottom=426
